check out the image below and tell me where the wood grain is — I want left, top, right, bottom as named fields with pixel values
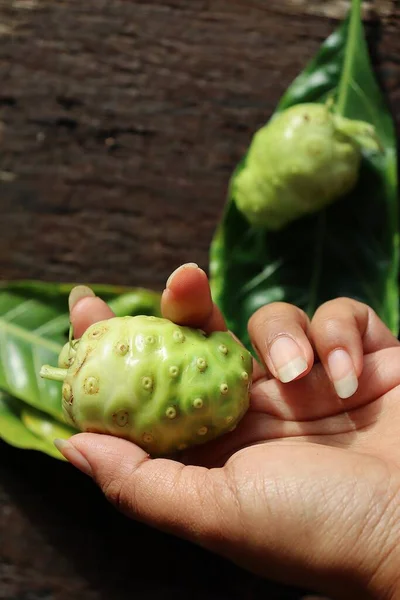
left=1, top=0, right=398, bottom=291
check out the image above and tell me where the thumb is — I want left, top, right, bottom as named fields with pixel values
left=54, top=433, right=231, bottom=546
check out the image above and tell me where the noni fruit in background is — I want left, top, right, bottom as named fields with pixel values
left=40, top=315, right=253, bottom=456
left=233, top=102, right=381, bottom=230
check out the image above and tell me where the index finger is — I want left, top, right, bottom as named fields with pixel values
left=68, top=263, right=228, bottom=340
left=160, top=262, right=228, bottom=333
left=161, top=263, right=264, bottom=379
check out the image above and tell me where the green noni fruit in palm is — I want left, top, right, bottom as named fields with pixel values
left=233, top=102, right=381, bottom=230
left=40, top=315, right=253, bottom=456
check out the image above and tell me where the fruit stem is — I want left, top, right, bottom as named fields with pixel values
left=333, top=115, right=384, bottom=153
left=40, top=365, right=68, bottom=382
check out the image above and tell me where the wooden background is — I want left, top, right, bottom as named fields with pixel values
left=1, top=1, right=399, bottom=598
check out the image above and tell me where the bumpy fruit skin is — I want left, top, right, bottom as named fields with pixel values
left=233, top=103, right=376, bottom=230
left=42, top=315, right=253, bottom=456
left=58, top=337, right=79, bottom=368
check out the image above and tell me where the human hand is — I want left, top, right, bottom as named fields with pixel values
left=55, top=263, right=400, bottom=600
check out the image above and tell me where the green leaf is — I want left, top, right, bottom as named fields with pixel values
left=209, top=1, right=399, bottom=352
left=21, top=404, right=77, bottom=443
left=0, top=392, right=67, bottom=459
left=0, top=280, right=162, bottom=420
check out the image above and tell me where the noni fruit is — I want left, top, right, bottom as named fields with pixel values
left=40, top=315, right=253, bottom=456
left=233, top=102, right=381, bottom=230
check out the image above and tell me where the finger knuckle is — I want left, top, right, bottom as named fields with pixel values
left=315, top=316, right=344, bottom=338
left=313, top=297, right=371, bottom=335
left=183, top=467, right=231, bottom=543
left=101, top=458, right=147, bottom=516
left=196, top=470, right=238, bottom=546
left=102, top=474, right=129, bottom=513
left=314, top=297, right=346, bottom=315
left=248, top=301, right=300, bottom=329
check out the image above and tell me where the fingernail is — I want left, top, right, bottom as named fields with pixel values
left=54, top=438, right=93, bottom=477
left=166, top=263, right=199, bottom=288
left=327, top=349, right=358, bottom=399
left=269, top=336, right=308, bottom=383
left=68, top=285, right=95, bottom=312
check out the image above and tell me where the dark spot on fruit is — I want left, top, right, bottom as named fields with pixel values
left=142, top=376, right=153, bottom=391
left=84, top=376, right=99, bottom=395
left=173, top=330, right=185, bottom=343
left=62, top=382, right=72, bottom=403
left=220, top=383, right=229, bottom=395
left=88, top=326, right=108, bottom=341
left=74, top=348, right=91, bottom=374
left=196, top=358, right=207, bottom=372
left=193, top=398, right=204, bottom=409
left=165, top=406, right=177, bottom=419
left=115, top=341, right=129, bottom=356
left=169, top=365, right=179, bottom=378
left=113, top=410, right=129, bottom=427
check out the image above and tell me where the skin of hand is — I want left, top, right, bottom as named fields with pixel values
left=55, top=263, right=400, bottom=600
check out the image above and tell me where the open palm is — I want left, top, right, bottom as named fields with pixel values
left=60, top=264, right=400, bottom=599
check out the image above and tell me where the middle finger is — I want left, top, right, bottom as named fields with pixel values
left=248, top=302, right=314, bottom=383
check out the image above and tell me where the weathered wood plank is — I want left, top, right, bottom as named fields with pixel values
left=1, top=0, right=398, bottom=290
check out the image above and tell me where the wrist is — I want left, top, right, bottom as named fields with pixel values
left=361, top=490, right=400, bottom=599
left=317, top=543, right=400, bottom=600
left=316, top=488, right=400, bottom=600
